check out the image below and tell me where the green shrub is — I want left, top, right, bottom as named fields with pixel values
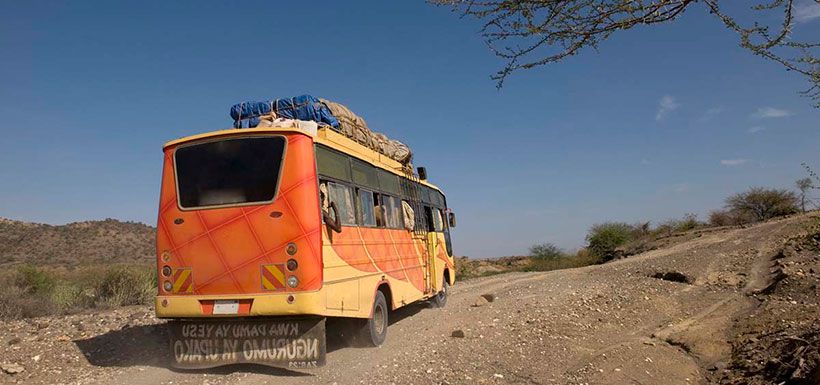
left=655, top=213, right=701, bottom=236
left=725, top=187, right=799, bottom=222
left=51, top=283, right=95, bottom=312
left=0, top=286, right=58, bottom=319
left=587, top=222, right=635, bottom=261
left=525, top=247, right=602, bottom=272
left=708, top=210, right=733, bottom=227
left=1, top=269, right=58, bottom=319
left=674, top=213, right=700, bottom=232
left=96, top=266, right=156, bottom=307
left=529, top=243, right=564, bottom=260
left=0, top=264, right=157, bottom=320
left=15, top=265, right=56, bottom=295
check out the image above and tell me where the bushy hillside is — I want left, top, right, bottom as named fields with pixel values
left=0, top=217, right=155, bottom=267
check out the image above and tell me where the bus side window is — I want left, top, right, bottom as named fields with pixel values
left=383, top=195, right=402, bottom=229
left=432, top=208, right=444, bottom=232
left=423, top=206, right=435, bottom=232
left=325, top=181, right=356, bottom=226
left=441, top=208, right=454, bottom=256
left=357, top=189, right=376, bottom=227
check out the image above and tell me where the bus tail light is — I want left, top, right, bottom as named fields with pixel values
left=286, top=259, right=298, bottom=271
left=163, top=281, right=173, bottom=292
left=287, top=276, right=299, bottom=288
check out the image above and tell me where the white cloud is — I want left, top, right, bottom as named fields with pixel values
left=656, top=95, right=680, bottom=121
left=748, top=126, right=766, bottom=133
left=795, top=0, right=820, bottom=23
left=752, top=107, right=793, bottom=118
left=698, top=107, right=723, bottom=122
left=721, top=159, right=749, bottom=166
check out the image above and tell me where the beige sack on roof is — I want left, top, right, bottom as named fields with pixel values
left=387, top=139, right=412, bottom=164
left=320, top=98, right=413, bottom=165
left=320, top=98, right=369, bottom=139
left=372, top=132, right=389, bottom=155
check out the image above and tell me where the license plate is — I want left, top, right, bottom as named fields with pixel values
left=168, top=317, right=326, bottom=369
left=212, top=300, right=239, bottom=315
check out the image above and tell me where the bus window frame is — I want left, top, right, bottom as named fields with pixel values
left=314, top=143, right=449, bottom=233
left=321, top=178, right=357, bottom=227
left=356, top=187, right=378, bottom=228
left=380, top=193, right=404, bottom=230
left=316, top=144, right=353, bottom=183
left=172, top=134, right=288, bottom=212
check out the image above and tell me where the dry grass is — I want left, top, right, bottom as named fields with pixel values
left=0, top=264, right=156, bottom=320
left=455, top=250, right=602, bottom=281
left=523, top=248, right=602, bottom=272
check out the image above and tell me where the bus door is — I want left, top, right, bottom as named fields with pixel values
left=422, top=205, right=438, bottom=294
left=425, top=232, right=439, bottom=293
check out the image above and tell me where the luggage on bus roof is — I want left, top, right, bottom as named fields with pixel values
left=319, top=98, right=413, bottom=164
left=229, top=95, right=413, bottom=165
left=230, top=94, right=339, bottom=129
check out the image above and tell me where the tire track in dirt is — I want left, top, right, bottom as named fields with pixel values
left=4, top=213, right=816, bottom=385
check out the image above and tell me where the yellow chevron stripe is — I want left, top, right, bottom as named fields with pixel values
left=173, top=269, right=191, bottom=292
left=261, top=276, right=277, bottom=290
left=266, top=265, right=285, bottom=285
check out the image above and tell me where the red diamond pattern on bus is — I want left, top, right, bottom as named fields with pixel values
left=156, top=133, right=323, bottom=295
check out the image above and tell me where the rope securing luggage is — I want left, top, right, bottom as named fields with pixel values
left=230, top=95, right=339, bottom=129
left=229, top=94, right=413, bottom=165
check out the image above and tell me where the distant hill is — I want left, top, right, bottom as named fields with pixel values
left=0, top=217, right=155, bottom=267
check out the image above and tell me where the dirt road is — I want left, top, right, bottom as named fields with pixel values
left=2, top=214, right=818, bottom=385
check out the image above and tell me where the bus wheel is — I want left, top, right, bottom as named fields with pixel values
left=432, top=279, right=449, bottom=308
left=356, top=290, right=388, bottom=347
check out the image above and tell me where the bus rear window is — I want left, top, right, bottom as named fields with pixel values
left=174, top=136, right=286, bottom=209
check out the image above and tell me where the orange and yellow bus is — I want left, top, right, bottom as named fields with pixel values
left=155, top=123, right=456, bottom=368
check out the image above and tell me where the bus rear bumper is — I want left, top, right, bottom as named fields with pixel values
left=155, top=291, right=325, bottom=318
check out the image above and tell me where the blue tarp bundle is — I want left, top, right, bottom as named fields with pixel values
left=230, top=94, right=340, bottom=129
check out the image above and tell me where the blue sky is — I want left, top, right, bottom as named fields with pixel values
left=1, top=1, right=818, bottom=258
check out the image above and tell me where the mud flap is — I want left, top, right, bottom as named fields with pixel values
left=168, top=317, right=326, bottom=369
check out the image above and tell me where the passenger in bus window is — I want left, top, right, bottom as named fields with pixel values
left=373, top=194, right=386, bottom=227
left=319, top=182, right=342, bottom=233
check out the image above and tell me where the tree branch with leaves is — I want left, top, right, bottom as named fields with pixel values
left=433, top=0, right=820, bottom=105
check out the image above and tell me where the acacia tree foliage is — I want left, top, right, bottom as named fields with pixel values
left=529, top=242, right=565, bottom=259
left=434, top=0, right=820, bottom=104
left=586, top=222, right=635, bottom=260
left=725, top=187, right=798, bottom=221
left=795, top=177, right=814, bottom=212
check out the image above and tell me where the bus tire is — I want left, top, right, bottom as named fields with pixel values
left=356, top=290, right=388, bottom=347
left=432, top=278, right=449, bottom=308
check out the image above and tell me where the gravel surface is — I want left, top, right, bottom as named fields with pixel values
left=1, top=213, right=818, bottom=385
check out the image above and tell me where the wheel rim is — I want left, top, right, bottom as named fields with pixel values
left=373, top=303, right=386, bottom=334
left=438, top=283, right=447, bottom=302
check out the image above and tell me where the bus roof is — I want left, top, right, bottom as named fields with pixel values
left=163, top=126, right=444, bottom=193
